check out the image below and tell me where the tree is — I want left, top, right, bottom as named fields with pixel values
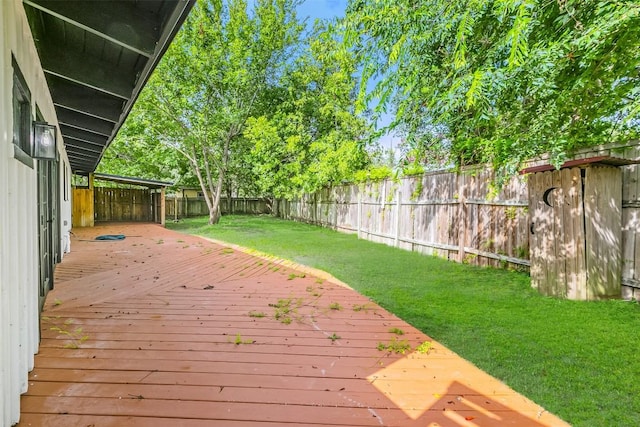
left=97, top=108, right=197, bottom=187
left=343, top=0, right=640, bottom=175
left=245, top=21, right=371, bottom=199
left=131, top=0, right=302, bottom=224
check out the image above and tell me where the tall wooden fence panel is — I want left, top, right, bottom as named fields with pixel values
left=166, top=197, right=271, bottom=219
left=94, top=188, right=152, bottom=222
left=622, top=145, right=640, bottom=298
left=277, top=167, right=530, bottom=269
left=458, top=168, right=530, bottom=268
left=72, top=188, right=94, bottom=227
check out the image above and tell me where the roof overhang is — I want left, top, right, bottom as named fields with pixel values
left=94, top=173, right=173, bottom=189
left=24, top=0, right=196, bottom=174
left=520, top=141, right=640, bottom=174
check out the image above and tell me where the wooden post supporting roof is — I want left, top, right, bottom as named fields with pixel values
left=72, top=173, right=95, bottom=227
left=160, top=187, right=166, bottom=227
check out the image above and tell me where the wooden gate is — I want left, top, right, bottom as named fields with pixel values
left=528, top=166, right=622, bottom=300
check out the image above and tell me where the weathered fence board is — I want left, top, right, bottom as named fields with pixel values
left=621, top=145, right=640, bottom=299
left=565, top=168, right=587, bottom=300
left=94, top=187, right=152, bottom=222
left=584, top=166, right=622, bottom=299
left=528, top=168, right=592, bottom=298
left=278, top=167, right=530, bottom=270
left=165, top=197, right=271, bottom=219
left=72, top=188, right=94, bottom=227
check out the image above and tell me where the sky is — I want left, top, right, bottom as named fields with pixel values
left=297, top=0, right=347, bottom=23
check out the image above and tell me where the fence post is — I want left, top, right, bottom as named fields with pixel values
left=184, top=195, right=188, bottom=218
left=160, top=188, right=166, bottom=226
left=457, top=172, right=467, bottom=263
left=394, top=188, right=402, bottom=247
left=357, top=190, right=362, bottom=239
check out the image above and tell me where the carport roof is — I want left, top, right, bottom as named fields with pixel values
left=24, top=0, right=196, bottom=175
left=94, top=172, right=173, bottom=189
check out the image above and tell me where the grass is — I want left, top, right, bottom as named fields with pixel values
left=167, top=214, right=640, bottom=426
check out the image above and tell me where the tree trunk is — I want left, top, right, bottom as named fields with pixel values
left=207, top=157, right=226, bottom=225
left=208, top=205, right=221, bottom=225
left=209, top=140, right=229, bottom=225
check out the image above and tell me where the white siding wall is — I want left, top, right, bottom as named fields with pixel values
left=60, top=159, right=72, bottom=255
left=1, top=0, right=71, bottom=425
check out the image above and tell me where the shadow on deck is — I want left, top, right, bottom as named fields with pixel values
left=19, top=223, right=569, bottom=426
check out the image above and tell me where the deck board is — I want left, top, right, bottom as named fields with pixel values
left=18, top=223, right=569, bottom=426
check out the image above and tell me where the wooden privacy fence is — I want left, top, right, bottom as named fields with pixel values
left=622, top=157, right=640, bottom=299
left=73, top=174, right=168, bottom=226
left=94, top=187, right=159, bottom=222
left=275, top=142, right=640, bottom=299
left=166, top=196, right=271, bottom=219
left=276, top=167, right=531, bottom=269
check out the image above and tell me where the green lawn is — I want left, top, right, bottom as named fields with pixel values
left=167, top=215, right=640, bottom=426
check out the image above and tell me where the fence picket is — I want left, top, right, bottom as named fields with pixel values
left=165, top=197, right=270, bottom=218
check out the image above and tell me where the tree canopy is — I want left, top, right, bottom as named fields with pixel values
left=100, top=0, right=371, bottom=222
left=97, top=109, right=198, bottom=187
left=100, top=0, right=640, bottom=199
left=245, top=21, right=370, bottom=198
left=343, top=0, right=640, bottom=174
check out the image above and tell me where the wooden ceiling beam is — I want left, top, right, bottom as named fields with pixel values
left=39, top=42, right=136, bottom=100
left=24, top=0, right=160, bottom=57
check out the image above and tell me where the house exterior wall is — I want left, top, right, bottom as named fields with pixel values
left=1, top=0, right=72, bottom=424
left=60, top=162, right=72, bottom=254
left=179, top=188, right=202, bottom=198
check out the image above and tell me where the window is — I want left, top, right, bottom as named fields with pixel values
left=12, top=56, right=33, bottom=167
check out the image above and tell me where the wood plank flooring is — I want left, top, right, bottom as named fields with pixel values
left=18, top=223, right=569, bottom=426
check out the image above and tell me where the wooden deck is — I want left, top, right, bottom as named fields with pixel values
left=19, top=223, right=569, bottom=426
